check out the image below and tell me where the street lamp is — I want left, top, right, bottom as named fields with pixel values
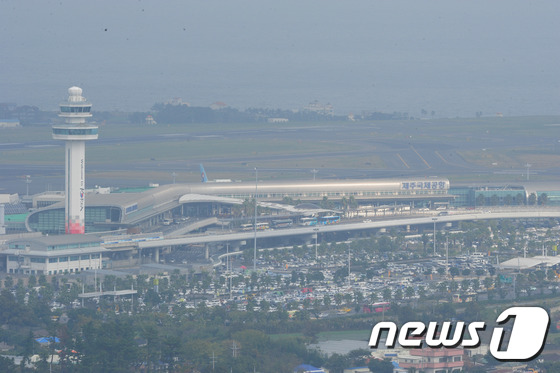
left=311, top=169, right=318, bottom=181
left=313, top=228, right=319, bottom=264
left=25, top=175, right=31, bottom=197
left=432, top=217, right=438, bottom=256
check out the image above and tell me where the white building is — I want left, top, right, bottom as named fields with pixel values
left=3, top=235, right=107, bottom=275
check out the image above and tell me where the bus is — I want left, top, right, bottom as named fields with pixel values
left=318, top=215, right=340, bottom=225
left=300, top=217, right=317, bottom=226
left=241, top=222, right=270, bottom=231
left=256, top=222, right=269, bottom=230
left=271, top=219, right=293, bottom=228
left=372, top=302, right=390, bottom=313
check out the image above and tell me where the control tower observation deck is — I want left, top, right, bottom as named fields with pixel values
left=52, top=87, right=98, bottom=234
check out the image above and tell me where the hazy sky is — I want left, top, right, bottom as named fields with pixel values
left=1, top=0, right=559, bottom=117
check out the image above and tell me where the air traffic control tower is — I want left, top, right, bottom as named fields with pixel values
left=52, top=87, right=98, bottom=234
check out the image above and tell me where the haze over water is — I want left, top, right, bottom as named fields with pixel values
left=1, top=0, right=558, bottom=118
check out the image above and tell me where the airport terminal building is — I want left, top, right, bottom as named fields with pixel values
left=25, top=178, right=451, bottom=234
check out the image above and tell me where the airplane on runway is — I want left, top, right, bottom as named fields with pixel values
left=199, top=164, right=231, bottom=183
left=199, top=164, right=208, bottom=183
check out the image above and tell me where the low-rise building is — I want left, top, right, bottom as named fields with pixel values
left=2, top=235, right=107, bottom=275
left=398, top=347, right=464, bottom=373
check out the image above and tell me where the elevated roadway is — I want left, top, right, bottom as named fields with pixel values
left=138, top=208, right=560, bottom=250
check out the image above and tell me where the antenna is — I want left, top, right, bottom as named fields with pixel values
left=311, top=169, right=318, bottom=181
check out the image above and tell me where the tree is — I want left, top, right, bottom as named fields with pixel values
left=449, top=280, right=459, bottom=293
left=528, top=193, right=537, bottom=205
left=449, top=267, right=460, bottom=279
left=538, top=193, right=548, bottom=205
left=323, top=294, right=332, bottom=309
left=417, top=286, right=426, bottom=300
left=79, top=319, right=139, bottom=372
left=483, top=277, right=493, bottom=292
left=471, top=279, right=480, bottom=292
left=421, top=234, right=430, bottom=253
left=334, top=293, right=343, bottom=306
left=461, top=279, right=471, bottom=292
left=27, top=274, right=37, bottom=288
left=4, top=276, right=13, bottom=289
left=368, top=358, right=394, bottom=373
left=382, top=288, right=392, bottom=301
left=405, top=286, right=415, bottom=299
left=21, top=330, right=36, bottom=369
left=325, top=353, right=349, bottom=373
left=348, top=196, right=358, bottom=210
left=320, top=196, right=334, bottom=209
left=475, top=194, right=485, bottom=207
left=0, top=357, right=16, bottom=372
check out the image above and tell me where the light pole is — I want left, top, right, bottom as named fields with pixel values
left=253, top=168, right=258, bottom=272
left=311, top=169, right=318, bottom=181
left=25, top=175, right=31, bottom=197
left=446, top=236, right=449, bottom=278
left=432, top=217, right=438, bottom=256
left=313, top=228, right=319, bottom=264
left=348, top=246, right=351, bottom=287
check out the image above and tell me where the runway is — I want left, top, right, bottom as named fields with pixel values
left=1, top=119, right=559, bottom=195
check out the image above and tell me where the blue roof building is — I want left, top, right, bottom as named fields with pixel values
left=294, top=364, right=327, bottom=373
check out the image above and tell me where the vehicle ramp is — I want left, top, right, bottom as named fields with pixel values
left=167, top=217, right=218, bottom=237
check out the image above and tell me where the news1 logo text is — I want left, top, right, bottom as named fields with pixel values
left=369, top=306, right=549, bottom=361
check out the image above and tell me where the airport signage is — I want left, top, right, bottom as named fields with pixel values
left=401, top=181, right=447, bottom=190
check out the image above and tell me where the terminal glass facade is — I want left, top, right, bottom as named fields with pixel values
left=28, top=207, right=122, bottom=234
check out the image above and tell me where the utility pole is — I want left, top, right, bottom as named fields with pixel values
left=432, top=217, right=438, bottom=256
left=210, top=351, right=217, bottom=371
left=231, top=341, right=239, bottom=358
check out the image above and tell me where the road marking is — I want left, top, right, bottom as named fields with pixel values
left=396, top=153, right=410, bottom=168
left=411, top=146, right=431, bottom=168
left=434, top=150, right=449, bottom=164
